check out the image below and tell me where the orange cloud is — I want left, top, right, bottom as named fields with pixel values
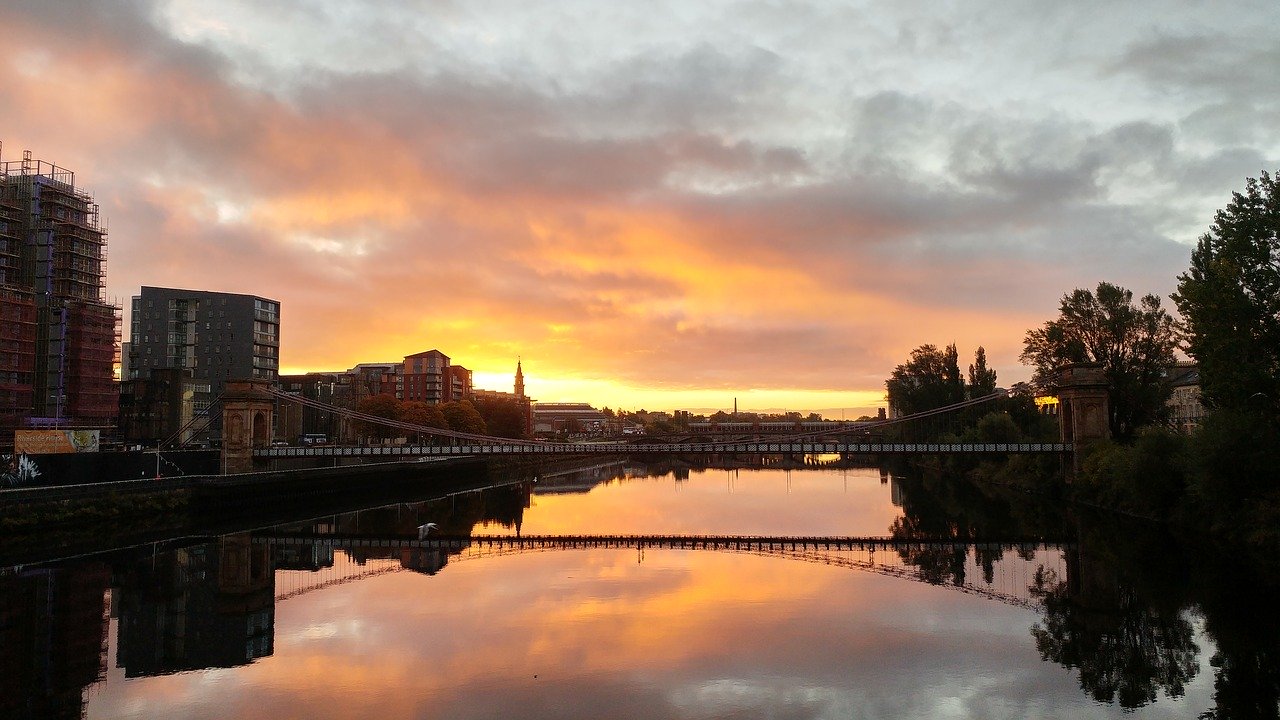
left=0, top=1, right=1201, bottom=414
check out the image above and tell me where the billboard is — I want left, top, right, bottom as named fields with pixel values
left=14, top=429, right=100, bottom=454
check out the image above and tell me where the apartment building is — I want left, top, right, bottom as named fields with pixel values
left=126, top=287, right=280, bottom=399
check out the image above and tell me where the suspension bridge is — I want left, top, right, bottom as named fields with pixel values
left=260, top=533, right=1071, bottom=610
left=237, top=386, right=1070, bottom=461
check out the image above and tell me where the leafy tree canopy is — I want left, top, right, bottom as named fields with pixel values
left=886, top=343, right=965, bottom=416
left=441, top=400, right=487, bottom=435
left=968, top=346, right=998, bottom=398
left=473, top=397, right=527, bottom=439
left=400, top=401, right=447, bottom=431
left=355, top=394, right=401, bottom=439
left=1173, top=170, right=1280, bottom=424
left=1021, top=282, right=1178, bottom=441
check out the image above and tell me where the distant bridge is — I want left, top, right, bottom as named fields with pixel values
left=258, top=441, right=1071, bottom=459
left=226, top=388, right=1070, bottom=463
left=260, top=533, right=1071, bottom=610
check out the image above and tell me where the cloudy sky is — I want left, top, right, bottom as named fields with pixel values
left=2, top=1, right=1276, bottom=415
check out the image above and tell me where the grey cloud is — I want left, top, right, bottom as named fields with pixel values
left=1180, top=102, right=1277, bottom=152
left=5, top=0, right=231, bottom=83
left=1173, top=147, right=1275, bottom=200
left=1084, top=122, right=1177, bottom=181
left=588, top=43, right=790, bottom=131
left=1109, top=32, right=1280, bottom=101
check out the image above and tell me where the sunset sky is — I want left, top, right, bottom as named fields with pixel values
left=3, top=1, right=1277, bottom=415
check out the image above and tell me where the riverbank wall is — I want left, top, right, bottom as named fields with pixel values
left=0, top=454, right=605, bottom=567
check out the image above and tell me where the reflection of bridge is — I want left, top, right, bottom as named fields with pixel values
left=261, top=534, right=1071, bottom=610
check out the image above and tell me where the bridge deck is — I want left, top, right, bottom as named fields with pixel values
left=257, top=533, right=1072, bottom=552
left=258, top=441, right=1071, bottom=459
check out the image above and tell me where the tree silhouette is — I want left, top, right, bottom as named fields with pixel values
left=1021, top=282, right=1178, bottom=440
left=1030, top=568, right=1199, bottom=709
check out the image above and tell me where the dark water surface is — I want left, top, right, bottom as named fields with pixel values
left=4, top=460, right=1277, bottom=719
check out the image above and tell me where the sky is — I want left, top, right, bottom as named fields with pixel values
left=2, top=1, right=1277, bottom=416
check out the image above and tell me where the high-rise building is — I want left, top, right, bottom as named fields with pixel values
left=448, top=364, right=473, bottom=402
left=402, top=349, right=451, bottom=404
left=126, top=286, right=280, bottom=399
left=1, top=147, right=120, bottom=436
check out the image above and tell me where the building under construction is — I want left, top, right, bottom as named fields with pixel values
left=0, top=144, right=120, bottom=441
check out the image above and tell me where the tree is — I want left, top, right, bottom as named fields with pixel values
left=1003, top=381, right=1058, bottom=441
left=1172, top=171, right=1280, bottom=424
left=886, top=343, right=965, bottom=417
left=400, top=401, right=447, bottom=441
left=1030, top=570, right=1199, bottom=710
left=440, top=400, right=487, bottom=434
left=1021, top=282, right=1178, bottom=441
left=967, top=346, right=998, bottom=398
left=356, top=394, right=402, bottom=440
left=473, top=396, right=527, bottom=439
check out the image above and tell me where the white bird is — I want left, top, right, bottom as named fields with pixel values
left=417, top=522, right=440, bottom=539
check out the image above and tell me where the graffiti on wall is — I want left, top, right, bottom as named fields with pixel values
left=1, top=454, right=41, bottom=487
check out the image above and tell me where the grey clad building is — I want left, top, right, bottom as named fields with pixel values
left=127, top=287, right=280, bottom=398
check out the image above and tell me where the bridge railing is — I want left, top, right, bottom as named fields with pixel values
left=257, top=441, right=1072, bottom=457
left=266, top=388, right=1016, bottom=450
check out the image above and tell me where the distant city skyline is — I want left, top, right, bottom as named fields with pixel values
left=2, top=1, right=1276, bottom=416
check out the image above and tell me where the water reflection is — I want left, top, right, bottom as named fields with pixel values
left=1, top=460, right=1278, bottom=718
left=0, top=563, right=110, bottom=720
left=115, top=537, right=274, bottom=677
left=1029, top=567, right=1198, bottom=708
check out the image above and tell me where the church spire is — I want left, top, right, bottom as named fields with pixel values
left=515, top=358, right=525, bottom=399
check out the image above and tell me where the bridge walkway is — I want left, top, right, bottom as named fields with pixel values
left=257, top=441, right=1072, bottom=459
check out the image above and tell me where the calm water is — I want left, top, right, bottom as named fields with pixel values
left=4, top=460, right=1277, bottom=719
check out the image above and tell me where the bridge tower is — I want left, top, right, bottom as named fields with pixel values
left=1054, top=363, right=1110, bottom=469
left=221, top=378, right=275, bottom=474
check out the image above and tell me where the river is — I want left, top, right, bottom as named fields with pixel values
left=3, top=458, right=1276, bottom=719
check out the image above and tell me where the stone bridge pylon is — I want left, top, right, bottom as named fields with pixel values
left=222, top=379, right=275, bottom=474
left=1054, top=363, right=1110, bottom=470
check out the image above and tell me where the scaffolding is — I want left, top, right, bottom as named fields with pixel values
left=0, top=147, right=119, bottom=430
left=0, top=143, right=37, bottom=426
left=0, top=288, right=36, bottom=426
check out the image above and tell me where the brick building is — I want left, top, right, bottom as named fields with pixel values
left=0, top=147, right=119, bottom=443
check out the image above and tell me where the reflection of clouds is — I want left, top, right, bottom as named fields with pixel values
left=86, top=547, right=1213, bottom=718
left=327, top=553, right=1114, bottom=718
left=279, top=620, right=351, bottom=644
left=513, top=468, right=905, bottom=537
